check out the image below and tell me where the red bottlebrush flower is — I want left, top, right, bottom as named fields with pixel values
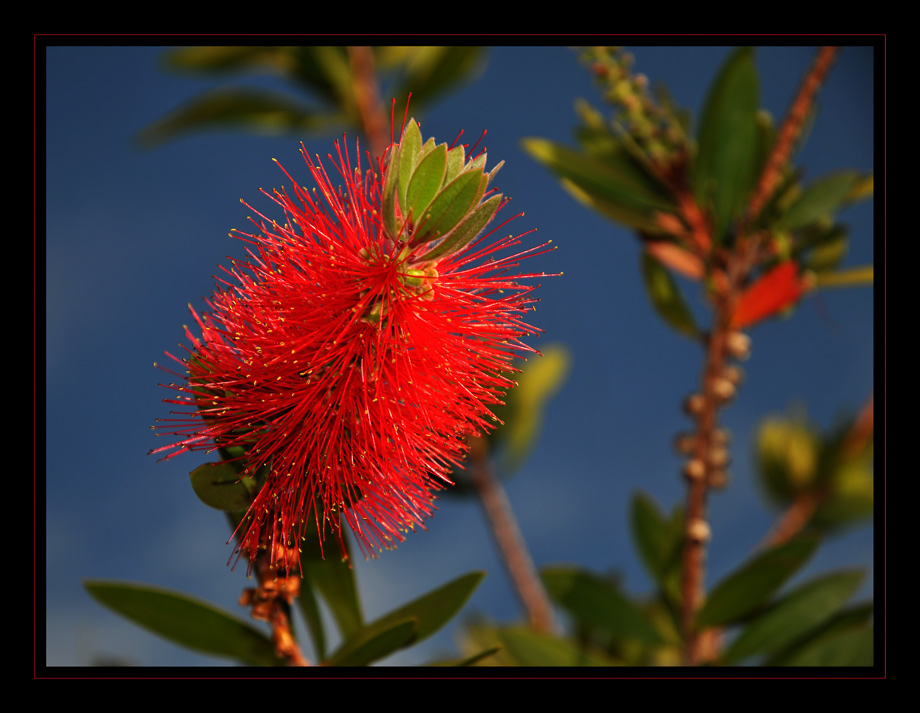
left=153, top=120, right=550, bottom=572
left=730, top=260, right=811, bottom=330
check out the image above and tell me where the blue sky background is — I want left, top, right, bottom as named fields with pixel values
left=42, top=41, right=878, bottom=668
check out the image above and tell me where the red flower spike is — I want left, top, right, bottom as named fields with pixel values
left=153, top=129, right=552, bottom=573
left=730, top=260, right=811, bottom=330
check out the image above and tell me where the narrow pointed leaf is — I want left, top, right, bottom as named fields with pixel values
left=83, top=580, right=281, bottom=666
left=295, top=578, right=326, bottom=661
left=325, top=616, right=418, bottom=666
left=429, top=646, right=502, bottom=666
left=522, top=137, right=674, bottom=220
left=406, top=142, right=448, bottom=223
left=641, top=251, right=699, bottom=338
left=813, top=265, right=874, bottom=289
left=722, top=570, right=865, bottom=664
left=411, top=169, right=482, bottom=246
left=494, top=626, right=623, bottom=666
left=541, top=566, right=663, bottom=645
left=135, top=88, right=343, bottom=148
left=488, top=345, right=571, bottom=474
left=775, top=171, right=864, bottom=231
left=771, top=625, right=874, bottom=666
left=696, top=535, right=821, bottom=629
left=299, top=517, right=363, bottom=640
left=694, top=47, right=760, bottom=241
left=190, top=461, right=254, bottom=511
left=369, top=571, right=485, bottom=644
left=397, top=119, right=423, bottom=212
left=765, top=603, right=874, bottom=665
left=631, top=492, right=670, bottom=587
left=416, top=193, right=502, bottom=262
left=445, top=144, right=466, bottom=184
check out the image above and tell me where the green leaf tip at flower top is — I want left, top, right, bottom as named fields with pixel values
left=381, top=118, right=504, bottom=260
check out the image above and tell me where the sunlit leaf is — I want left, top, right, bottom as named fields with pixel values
left=489, top=344, right=572, bottom=474
left=83, top=580, right=281, bottom=666
left=813, top=265, right=874, bottom=289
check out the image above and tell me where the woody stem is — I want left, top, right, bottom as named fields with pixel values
left=468, top=436, right=556, bottom=634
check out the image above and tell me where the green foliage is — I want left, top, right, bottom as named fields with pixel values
left=541, top=566, right=663, bottom=645
left=696, top=535, right=820, bottom=629
left=323, top=571, right=485, bottom=665
left=693, top=47, right=761, bottom=243
left=640, top=251, right=699, bottom=337
left=137, top=46, right=486, bottom=148
left=720, top=570, right=866, bottom=664
left=488, top=344, right=572, bottom=475
left=83, top=581, right=283, bottom=665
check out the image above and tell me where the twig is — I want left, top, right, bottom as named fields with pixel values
left=467, top=436, right=556, bottom=634
left=747, top=47, right=839, bottom=222
left=240, top=542, right=309, bottom=666
left=347, top=46, right=389, bottom=160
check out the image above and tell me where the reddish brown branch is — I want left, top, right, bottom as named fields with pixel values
left=347, top=46, right=389, bottom=160
left=747, top=47, right=839, bottom=222
left=240, top=543, right=309, bottom=666
left=468, top=436, right=557, bottom=634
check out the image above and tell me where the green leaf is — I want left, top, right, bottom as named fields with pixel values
left=696, top=535, right=820, bottom=629
left=694, top=47, right=761, bottom=242
left=368, top=571, right=485, bottom=644
left=162, top=46, right=293, bottom=75
left=411, top=169, right=482, bottom=246
left=416, top=193, right=502, bottom=262
left=397, top=118, right=423, bottom=213
left=300, top=519, right=363, bottom=641
left=387, top=46, right=487, bottom=110
left=541, top=566, right=663, bottom=645
left=640, top=251, right=699, bottom=338
left=771, top=624, right=874, bottom=666
left=722, top=570, right=865, bottom=664
left=324, top=616, right=418, bottom=666
left=135, top=88, right=344, bottom=148
left=488, top=345, right=571, bottom=474
left=405, top=142, right=448, bottom=224
left=521, top=137, right=673, bottom=231
left=428, top=646, right=502, bottom=666
left=631, top=492, right=670, bottom=587
left=492, top=626, right=622, bottom=666
left=295, top=577, right=326, bottom=662
left=444, top=144, right=466, bottom=184
left=775, top=171, right=864, bottom=231
left=813, top=265, right=874, bottom=289
left=83, top=580, right=281, bottom=666
left=765, top=603, right=874, bottom=665
left=189, top=461, right=254, bottom=512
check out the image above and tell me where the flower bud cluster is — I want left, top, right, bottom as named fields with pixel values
left=582, top=46, right=688, bottom=166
